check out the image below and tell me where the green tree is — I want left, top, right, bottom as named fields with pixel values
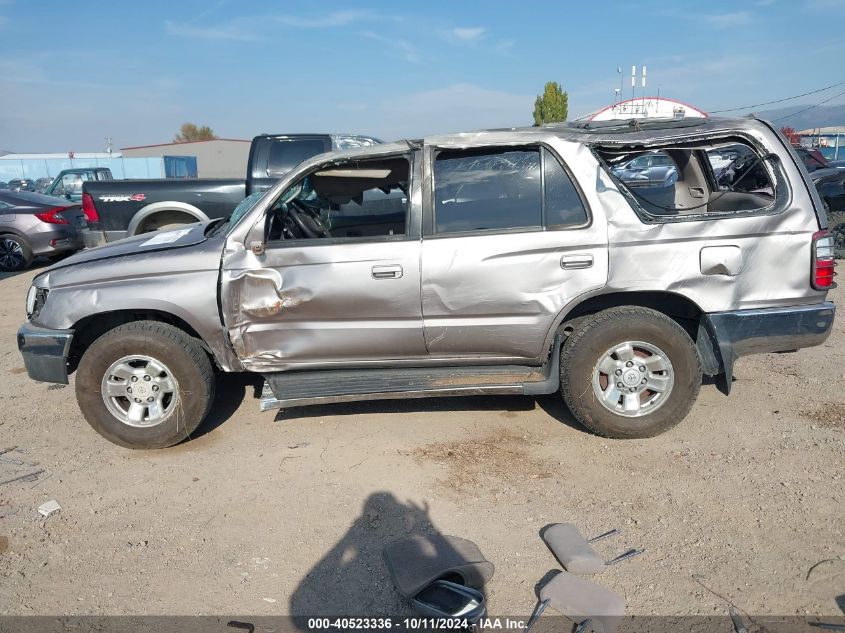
left=532, top=82, right=569, bottom=125
left=173, top=123, right=217, bottom=143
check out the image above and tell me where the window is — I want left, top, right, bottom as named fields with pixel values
left=433, top=146, right=587, bottom=234
left=266, top=157, right=409, bottom=242
left=543, top=148, right=588, bottom=227
left=267, top=138, right=331, bottom=176
left=601, top=140, right=778, bottom=220
left=434, top=148, right=541, bottom=233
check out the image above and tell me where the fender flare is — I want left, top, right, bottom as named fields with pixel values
left=126, top=201, right=209, bottom=236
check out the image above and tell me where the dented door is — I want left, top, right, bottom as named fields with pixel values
left=221, top=240, right=425, bottom=370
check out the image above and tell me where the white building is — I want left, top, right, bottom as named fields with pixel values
left=581, top=97, right=708, bottom=122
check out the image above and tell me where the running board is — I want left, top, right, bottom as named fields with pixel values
left=259, top=336, right=562, bottom=412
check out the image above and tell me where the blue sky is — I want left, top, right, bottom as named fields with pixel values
left=2, top=0, right=844, bottom=152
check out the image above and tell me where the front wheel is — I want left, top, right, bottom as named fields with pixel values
left=560, top=306, right=702, bottom=439
left=75, top=321, right=215, bottom=449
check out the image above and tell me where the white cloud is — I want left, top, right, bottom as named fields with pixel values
left=164, top=19, right=260, bottom=41
left=451, top=26, right=486, bottom=41
left=375, top=83, right=532, bottom=139
left=700, top=11, right=753, bottom=27
left=360, top=30, right=422, bottom=65
left=274, top=9, right=373, bottom=28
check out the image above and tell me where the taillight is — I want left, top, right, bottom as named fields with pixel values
left=34, top=207, right=69, bottom=225
left=82, top=192, right=99, bottom=222
left=811, top=230, right=837, bottom=289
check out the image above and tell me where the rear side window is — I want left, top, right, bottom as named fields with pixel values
left=267, top=138, right=331, bottom=176
left=433, top=146, right=587, bottom=234
left=601, top=139, right=781, bottom=221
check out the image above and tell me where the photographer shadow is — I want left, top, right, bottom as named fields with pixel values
left=289, top=492, right=465, bottom=625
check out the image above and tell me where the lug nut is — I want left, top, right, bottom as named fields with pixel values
left=639, top=366, right=646, bottom=372
left=131, top=376, right=138, bottom=382
left=147, top=397, right=154, bottom=403
left=134, top=398, right=141, bottom=403
left=152, top=385, right=159, bottom=392
left=126, top=387, right=132, bottom=393
left=615, top=369, right=622, bottom=376
left=629, top=387, right=637, bottom=393
left=143, top=375, right=151, bottom=382
left=626, top=361, right=634, bottom=367
left=616, top=382, right=623, bottom=388
left=641, top=378, right=647, bottom=384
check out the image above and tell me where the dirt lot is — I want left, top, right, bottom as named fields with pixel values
left=0, top=263, right=842, bottom=619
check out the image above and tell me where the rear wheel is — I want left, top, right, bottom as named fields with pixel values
left=560, top=306, right=701, bottom=438
left=75, top=321, right=215, bottom=449
left=0, top=234, right=33, bottom=271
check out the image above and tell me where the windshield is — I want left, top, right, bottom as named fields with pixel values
left=221, top=191, right=267, bottom=236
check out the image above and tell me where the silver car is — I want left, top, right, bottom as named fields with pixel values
left=0, top=190, right=85, bottom=271
left=17, top=117, right=836, bottom=448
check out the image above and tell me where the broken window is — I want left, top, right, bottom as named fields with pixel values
left=266, top=156, right=409, bottom=241
left=600, top=139, right=779, bottom=220
left=433, top=146, right=587, bottom=234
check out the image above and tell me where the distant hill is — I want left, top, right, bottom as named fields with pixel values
left=750, top=103, right=845, bottom=130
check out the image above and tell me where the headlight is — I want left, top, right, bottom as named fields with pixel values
left=26, top=286, right=48, bottom=320
left=25, top=286, right=37, bottom=317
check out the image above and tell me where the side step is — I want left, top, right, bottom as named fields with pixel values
left=260, top=337, right=562, bottom=411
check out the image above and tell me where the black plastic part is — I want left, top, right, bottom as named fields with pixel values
left=17, top=323, right=73, bottom=384
left=413, top=580, right=486, bottom=623
left=703, top=302, right=835, bottom=394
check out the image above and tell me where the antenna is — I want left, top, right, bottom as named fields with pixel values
left=631, top=65, right=636, bottom=103
left=642, top=66, right=647, bottom=116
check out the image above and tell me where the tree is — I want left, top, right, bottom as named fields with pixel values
left=533, top=81, right=568, bottom=126
left=173, top=123, right=217, bottom=143
left=780, top=126, right=800, bottom=145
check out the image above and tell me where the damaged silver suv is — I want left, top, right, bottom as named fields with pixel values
left=17, top=118, right=837, bottom=448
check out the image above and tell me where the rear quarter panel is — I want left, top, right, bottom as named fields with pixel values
left=598, top=126, right=827, bottom=313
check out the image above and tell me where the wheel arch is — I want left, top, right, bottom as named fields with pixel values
left=67, top=309, right=216, bottom=374
left=126, top=201, right=209, bottom=236
left=546, top=290, right=723, bottom=376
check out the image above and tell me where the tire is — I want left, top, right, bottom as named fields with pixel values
left=0, top=234, right=33, bottom=272
left=560, top=306, right=701, bottom=439
left=75, top=321, right=215, bottom=449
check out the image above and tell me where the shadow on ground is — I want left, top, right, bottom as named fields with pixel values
left=289, top=492, right=468, bottom=624
left=185, top=371, right=264, bottom=441
left=275, top=393, right=587, bottom=433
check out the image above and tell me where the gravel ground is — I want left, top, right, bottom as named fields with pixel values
left=0, top=263, right=842, bottom=618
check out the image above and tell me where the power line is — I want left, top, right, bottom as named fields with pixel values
left=772, top=88, right=845, bottom=123
left=709, top=80, right=845, bottom=113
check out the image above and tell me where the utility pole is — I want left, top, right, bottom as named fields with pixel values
left=106, top=137, right=113, bottom=156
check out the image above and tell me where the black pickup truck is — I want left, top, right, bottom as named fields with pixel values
left=81, top=133, right=380, bottom=246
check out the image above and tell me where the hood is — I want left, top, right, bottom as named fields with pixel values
left=52, top=222, right=211, bottom=270
left=809, top=167, right=843, bottom=184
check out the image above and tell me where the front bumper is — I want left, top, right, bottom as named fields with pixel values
left=17, top=322, right=74, bottom=384
left=702, top=302, right=835, bottom=392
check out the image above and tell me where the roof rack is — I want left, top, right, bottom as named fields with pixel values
left=561, top=117, right=710, bottom=133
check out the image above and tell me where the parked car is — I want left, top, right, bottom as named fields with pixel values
left=43, top=167, right=113, bottom=203
left=18, top=117, right=835, bottom=448
left=81, top=133, right=381, bottom=247
left=0, top=190, right=85, bottom=271
left=0, top=181, right=7, bottom=189
left=34, top=178, right=53, bottom=193
left=610, top=151, right=678, bottom=188
left=7, top=178, right=36, bottom=192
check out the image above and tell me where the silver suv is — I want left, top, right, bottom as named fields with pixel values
left=17, top=118, right=837, bottom=448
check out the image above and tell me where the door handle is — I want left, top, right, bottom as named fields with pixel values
left=371, top=264, right=403, bottom=279
left=560, top=254, right=593, bottom=270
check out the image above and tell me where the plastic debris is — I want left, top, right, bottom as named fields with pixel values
left=37, top=499, right=62, bottom=517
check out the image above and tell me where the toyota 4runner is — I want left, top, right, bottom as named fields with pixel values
left=17, top=117, right=837, bottom=448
